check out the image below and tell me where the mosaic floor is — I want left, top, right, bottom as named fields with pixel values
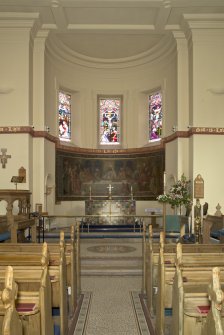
left=86, top=244, right=137, bottom=254
left=80, top=238, right=142, bottom=258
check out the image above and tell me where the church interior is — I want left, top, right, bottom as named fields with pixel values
left=1, top=0, right=224, bottom=334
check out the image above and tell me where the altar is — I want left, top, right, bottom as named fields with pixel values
left=85, top=199, right=136, bottom=225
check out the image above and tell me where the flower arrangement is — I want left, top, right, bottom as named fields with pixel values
left=157, top=174, right=192, bottom=211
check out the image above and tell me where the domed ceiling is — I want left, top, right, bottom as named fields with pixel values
left=0, top=0, right=224, bottom=62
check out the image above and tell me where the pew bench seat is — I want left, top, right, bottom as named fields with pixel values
left=0, top=290, right=41, bottom=335
left=183, top=292, right=210, bottom=335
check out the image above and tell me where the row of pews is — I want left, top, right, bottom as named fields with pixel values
left=143, top=225, right=224, bottom=335
left=0, top=224, right=81, bottom=335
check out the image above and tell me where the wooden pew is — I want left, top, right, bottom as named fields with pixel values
left=150, top=235, right=224, bottom=335
left=201, top=267, right=224, bottom=335
left=0, top=243, right=54, bottom=335
left=11, top=217, right=36, bottom=243
left=171, top=263, right=209, bottom=335
left=145, top=228, right=224, bottom=319
left=171, top=263, right=224, bottom=335
left=145, top=227, right=176, bottom=317
left=203, top=215, right=224, bottom=244
left=0, top=240, right=67, bottom=335
left=164, top=243, right=224, bottom=335
left=155, top=234, right=175, bottom=335
left=1, top=266, right=23, bottom=335
left=0, top=224, right=78, bottom=316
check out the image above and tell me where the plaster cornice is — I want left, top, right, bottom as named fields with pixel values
left=0, top=12, right=39, bottom=29
left=46, top=33, right=175, bottom=69
left=183, top=13, right=224, bottom=30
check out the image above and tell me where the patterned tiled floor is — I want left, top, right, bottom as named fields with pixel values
left=73, top=277, right=150, bottom=335
left=73, top=292, right=92, bottom=334
left=131, top=292, right=151, bottom=335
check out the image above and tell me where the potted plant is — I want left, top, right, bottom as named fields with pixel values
left=157, top=174, right=192, bottom=215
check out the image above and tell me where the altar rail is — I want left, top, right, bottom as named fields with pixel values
left=36, top=214, right=163, bottom=241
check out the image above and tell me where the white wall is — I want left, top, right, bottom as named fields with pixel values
left=0, top=30, right=31, bottom=125
left=189, top=27, right=224, bottom=213
left=0, top=134, right=30, bottom=190
left=192, top=135, right=224, bottom=214
left=192, top=31, right=224, bottom=127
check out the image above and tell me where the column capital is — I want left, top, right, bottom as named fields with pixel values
left=172, top=31, right=186, bottom=40
left=0, top=12, right=39, bottom=29
left=180, top=13, right=224, bottom=45
left=183, top=13, right=224, bottom=30
left=172, top=31, right=188, bottom=49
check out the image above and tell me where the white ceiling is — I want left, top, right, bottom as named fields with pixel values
left=1, top=0, right=224, bottom=60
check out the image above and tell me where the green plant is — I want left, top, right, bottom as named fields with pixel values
left=157, top=174, right=192, bottom=209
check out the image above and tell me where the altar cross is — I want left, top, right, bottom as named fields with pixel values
left=0, top=148, right=11, bottom=168
left=107, top=184, right=114, bottom=194
left=107, top=184, right=114, bottom=199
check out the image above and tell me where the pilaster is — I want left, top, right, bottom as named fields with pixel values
left=33, top=30, right=50, bottom=130
left=172, top=31, right=189, bottom=131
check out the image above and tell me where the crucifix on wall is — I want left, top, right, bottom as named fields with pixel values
left=0, top=148, right=11, bottom=168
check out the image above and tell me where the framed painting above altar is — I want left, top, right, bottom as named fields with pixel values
left=56, top=149, right=164, bottom=201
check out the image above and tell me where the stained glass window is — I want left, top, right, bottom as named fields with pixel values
left=58, top=91, right=71, bottom=141
left=99, top=97, right=121, bottom=145
left=149, top=92, right=162, bottom=141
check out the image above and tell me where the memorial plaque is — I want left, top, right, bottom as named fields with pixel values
left=19, top=166, right=26, bottom=183
left=194, top=174, right=204, bottom=199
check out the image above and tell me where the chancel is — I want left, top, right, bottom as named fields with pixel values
left=1, top=0, right=224, bottom=334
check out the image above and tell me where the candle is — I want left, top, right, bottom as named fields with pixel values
left=192, top=215, right=194, bottom=234
left=188, top=216, right=191, bottom=236
left=163, top=171, right=166, bottom=194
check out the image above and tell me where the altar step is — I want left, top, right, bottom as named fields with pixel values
left=80, top=224, right=142, bottom=233
left=81, top=256, right=142, bottom=276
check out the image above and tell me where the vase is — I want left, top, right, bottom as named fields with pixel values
left=174, top=206, right=182, bottom=215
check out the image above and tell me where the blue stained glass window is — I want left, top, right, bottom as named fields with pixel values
left=149, top=92, right=162, bottom=141
left=99, top=97, right=121, bottom=145
left=58, top=91, right=71, bottom=141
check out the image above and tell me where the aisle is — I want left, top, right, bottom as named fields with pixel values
left=81, top=276, right=142, bottom=335
left=72, top=237, right=151, bottom=335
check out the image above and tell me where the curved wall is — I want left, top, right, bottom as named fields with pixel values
left=43, top=35, right=178, bottom=216
left=45, top=36, right=177, bottom=150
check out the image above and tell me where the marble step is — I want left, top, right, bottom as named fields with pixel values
left=81, top=256, right=142, bottom=276
left=81, top=264, right=142, bottom=276
left=81, top=267, right=142, bottom=276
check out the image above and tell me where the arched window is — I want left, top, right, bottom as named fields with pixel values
left=58, top=91, right=71, bottom=141
left=149, top=91, right=162, bottom=141
left=99, top=96, right=121, bottom=146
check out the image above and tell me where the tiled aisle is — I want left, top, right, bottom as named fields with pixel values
left=80, top=276, right=142, bottom=335
left=73, top=238, right=150, bottom=335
